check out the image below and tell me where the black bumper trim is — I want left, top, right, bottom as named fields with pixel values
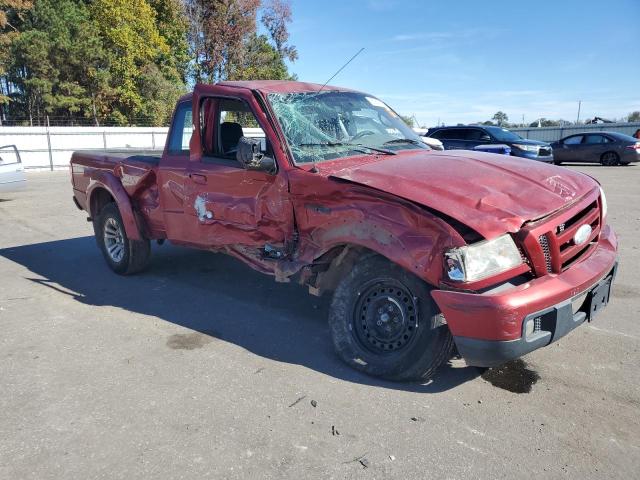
left=454, top=262, right=618, bottom=368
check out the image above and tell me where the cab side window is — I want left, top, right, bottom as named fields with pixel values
left=167, top=101, right=193, bottom=154
left=217, top=99, right=266, bottom=159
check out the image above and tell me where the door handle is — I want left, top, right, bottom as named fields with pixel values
left=189, top=173, right=207, bottom=185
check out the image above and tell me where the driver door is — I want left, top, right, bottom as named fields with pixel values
left=557, top=135, right=583, bottom=162
left=183, top=87, right=294, bottom=255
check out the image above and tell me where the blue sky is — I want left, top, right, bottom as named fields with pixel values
left=285, top=0, right=640, bottom=127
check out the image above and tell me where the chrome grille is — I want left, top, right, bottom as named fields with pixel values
left=524, top=197, right=601, bottom=277
left=538, top=234, right=552, bottom=273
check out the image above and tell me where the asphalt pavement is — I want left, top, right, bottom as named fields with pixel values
left=1, top=166, right=639, bottom=479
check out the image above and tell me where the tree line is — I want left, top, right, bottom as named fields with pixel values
left=480, top=110, right=640, bottom=129
left=0, top=0, right=297, bottom=126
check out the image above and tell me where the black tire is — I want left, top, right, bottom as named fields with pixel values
left=553, top=160, right=562, bottom=165
left=600, top=151, right=619, bottom=166
left=328, top=254, right=453, bottom=381
left=95, top=203, right=150, bottom=275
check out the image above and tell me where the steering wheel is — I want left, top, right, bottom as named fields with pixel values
left=351, top=130, right=377, bottom=141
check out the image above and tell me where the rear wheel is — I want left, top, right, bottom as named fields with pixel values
left=600, top=151, right=619, bottom=166
left=328, top=255, right=453, bottom=381
left=95, top=203, right=150, bottom=275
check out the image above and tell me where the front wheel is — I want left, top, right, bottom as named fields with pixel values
left=328, top=255, right=453, bottom=381
left=95, top=203, right=150, bottom=275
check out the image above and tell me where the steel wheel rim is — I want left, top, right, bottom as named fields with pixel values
left=103, top=217, right=125, bottom=263
left=353, top=279, right=419, bottom=354
left=603, top=153, right=617, bottom=165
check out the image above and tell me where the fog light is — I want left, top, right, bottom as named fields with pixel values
left=525, top=319, right=535, bottom=338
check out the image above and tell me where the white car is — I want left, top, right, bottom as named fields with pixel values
left=0, top=145, right=26, bottom=193
left=413, top=128, right=444, bottom=150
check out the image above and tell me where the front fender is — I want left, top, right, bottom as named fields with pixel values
left=296, top=203, right=463, bottom=286
left=86, top=171, right=142, bottom=241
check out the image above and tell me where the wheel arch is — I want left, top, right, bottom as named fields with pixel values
left=296, top=205, right=466, bottom=294
left=600, top=150, right=620, bottom=163
left=86, top=174, right=143, bottom=241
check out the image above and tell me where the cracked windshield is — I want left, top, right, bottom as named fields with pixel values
left=268, top=91, right=428, bottom=164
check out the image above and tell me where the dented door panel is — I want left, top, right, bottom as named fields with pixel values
left=184, top=162, right=293, bottom=249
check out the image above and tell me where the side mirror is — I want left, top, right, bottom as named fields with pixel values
left=236, top=137, right=276, bottom=174
left=480, top=134, right=491, bottom=142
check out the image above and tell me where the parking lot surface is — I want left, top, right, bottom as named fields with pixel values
left=1, top=166, right=639, bottom=479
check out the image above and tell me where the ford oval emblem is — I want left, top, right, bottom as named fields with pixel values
left=573, top=224, right=592, bottom=246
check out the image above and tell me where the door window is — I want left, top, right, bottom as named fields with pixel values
left=216, top=99, right=266, bottom=159
left=584, top=135, right=609, bottom=144
left=167, top=101, right=193, bottom=153
left=465, top=129, right=486, bottom=141
left=563, top=135, right=583, bottom=145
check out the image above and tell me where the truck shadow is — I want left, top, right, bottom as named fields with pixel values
left=0, top=236, right=481, bottom=393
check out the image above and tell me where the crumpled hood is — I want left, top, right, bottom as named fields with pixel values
left=327, top=150, right=597, bottom=239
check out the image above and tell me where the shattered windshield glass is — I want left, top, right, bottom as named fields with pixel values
left=267, top=91, right=427, bottom=164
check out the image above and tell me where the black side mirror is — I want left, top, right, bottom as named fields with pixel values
left=236, top=137, right=276, bottom=174
left=480, top=135, right=491, bottom=142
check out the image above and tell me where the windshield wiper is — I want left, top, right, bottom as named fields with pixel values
left=382, top=138, right=423, bottom=146
left=296, top=142, right=396, bottom=155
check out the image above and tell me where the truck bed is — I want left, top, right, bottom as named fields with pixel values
left=71, top=149, right=162, bottom=215
left=73, top=149, right=162, bottom=165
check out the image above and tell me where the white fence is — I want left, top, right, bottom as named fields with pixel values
left=510, top=122, right=640, bottom=142
left=0, top=126, right=269, bottom=170
left=0, top=126, right=169, bottom=170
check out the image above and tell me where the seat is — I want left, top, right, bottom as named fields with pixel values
left=220, top=122, right=244, bottom=155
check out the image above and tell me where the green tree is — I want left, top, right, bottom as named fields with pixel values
left=232, top=34, right=291, bottom=80
left=492, top=111, right=508, bottom=126
left=261, top=0, right=297, bottom=61
left=0, top=0, right=33, bottom=123
left=629, top=111, right=640, bottom=122
left=149, top=0, right=190, bottom=83
left=3, top=0, right=108, bottom=125
left=185, top=0, right=296, bottom=83
left=399, top=114, right=415, bottom=127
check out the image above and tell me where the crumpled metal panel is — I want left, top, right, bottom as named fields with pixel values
left=325, top=149, right=595, bottom=239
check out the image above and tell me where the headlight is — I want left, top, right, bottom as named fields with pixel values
left=599, top=186, right=607, bottom=219
left=445, top=234, right=524, bottom=282
left=513, top=143, right=540, bottom=152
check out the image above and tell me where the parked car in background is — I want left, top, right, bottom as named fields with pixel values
left=0, top=145, right=26, bottom=194
left=421, top=136, right=444, bottom=150
left=550, top=132, right=640, bottom=166
left=427, top=125, right=554, bottom=163
left=413, top=128, right=444, bottom=150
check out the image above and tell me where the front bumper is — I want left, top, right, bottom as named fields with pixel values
left=432, top=224, right=618, bottom=367
left=511, top=149, right=554, bottom=163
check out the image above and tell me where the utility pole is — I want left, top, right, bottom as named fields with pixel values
left=522, top=114, right=525, bottom=127
left=576, top=100, right=582, bottom=125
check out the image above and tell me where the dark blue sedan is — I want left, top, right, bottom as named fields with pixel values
left=426, top=125, right=554, bottom=162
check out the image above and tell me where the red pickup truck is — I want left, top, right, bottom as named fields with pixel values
left=71, top=81, right=618, bottom=381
